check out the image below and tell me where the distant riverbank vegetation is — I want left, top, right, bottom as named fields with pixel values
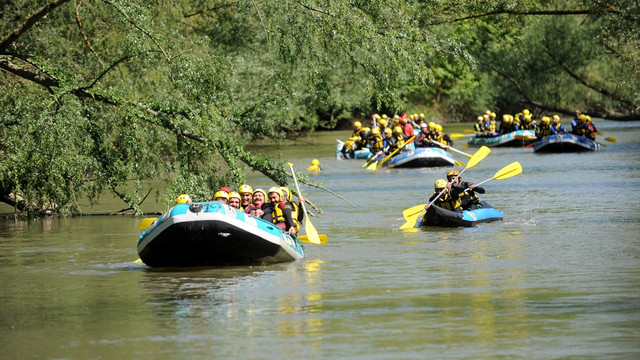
left=1, top=0, right=638, bottom=216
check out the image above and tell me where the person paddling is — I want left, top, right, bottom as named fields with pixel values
left=424, top=179, right=464, bottom=213
left=447, top=170, right=485, bottom=210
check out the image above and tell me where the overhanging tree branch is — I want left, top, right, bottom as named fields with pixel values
left=0, top=0, right=71, bottom=53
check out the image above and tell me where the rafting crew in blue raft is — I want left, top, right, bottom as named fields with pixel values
left=424, top=170, right=486, bottom=213
left=177, top=184, right=305, bottom=236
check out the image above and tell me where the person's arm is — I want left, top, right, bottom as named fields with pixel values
left=282, top=203, right=297, bottom=234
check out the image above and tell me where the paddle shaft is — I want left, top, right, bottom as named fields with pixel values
left=429, top=139, right=473, bottom=158
left=377, top=135, right=416, bottom=168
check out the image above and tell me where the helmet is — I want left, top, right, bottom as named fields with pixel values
left=311, top=159, right=320, bottom=166
left=238, top=184, right=253, bottom=194
left=447, top=170, right=460, bottom=178
left=268, top=186, right=283, bottom=200
left=553, top=115, right=560, bottom=122
left=176, top=194, right=192, bottom=204
left=382, top=114, right=388, bottom=119
left=384, top=127, right=393, bottom=134
left=491, top=112, right=496, bottom=117
left=542, top=116, right=550, bottom=123
left=379, top=119, right=387, bottom=127
left=228, top=192, right=241, bottom=200
left=434, top=179, right=448, bottom=189
left=280, top=186, right=293, bottom=201
left=253, top=188, right=267, bottom=199
left=213, top=190, right=229, bottom=200
left=477, top=116, right=483, bottom=122
left=371, top=127, right=380, bottom=134
left=420, top=123, right=428, bottom=128
left=428, top=122, right=436, bottom=130
left=218, top=187, right=232, bottom=193
left=523, top=109, right=530, bottom=115
left=354, top=121, right=362, bottom=128
left=393, top=126, right=402, bottom=134
left=524, top=114, right=532, bottom=121
left=420, top=113, right=425, bottom=118
left=435, top=124, right=443, bottom=132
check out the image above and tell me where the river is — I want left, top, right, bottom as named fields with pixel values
left=1, top=121, right=639, bottom=359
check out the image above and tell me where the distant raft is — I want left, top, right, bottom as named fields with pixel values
left=383, top=147, right=456, bottom=168
left=417, top=202, right=503, bottom=228
left=336, top=139, right=372, bottom=159
left=137, top=202, right=304, bottom=267
left=533, top=133, right=600, bottom=152
left=467, top=130, right=537, bottom=147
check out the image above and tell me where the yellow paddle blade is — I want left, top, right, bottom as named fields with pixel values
left=449, top=133, right=464, bottom=140
left=367, top=161, right=379, bottom=170
left=138, top=217, right=158, bottom=230
left=493, top=161, right=522, bottom=180
left=299, top=234, right=328, bottom=244
left=603, top=137, right=617, bottom=143
left=362, top=156, right=375, bottom=168
left=399, top=210, right=424, bottom=230
left=304, top=217, right=321, bottom=244
left=464, top=129, right=476, bottom=134
left=466, top=146, right=491, bottom=169
left=402, top=204, right=426, bottom=220
left=133, top=258, right=143, bottom=264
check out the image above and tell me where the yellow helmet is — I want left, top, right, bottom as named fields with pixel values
left=311, top=159, right=320, bottom=166
left=435, top=179, right=448, bottom=189
left=447, top=170, right=460, bottom=178
left=268, top=187, right=283, bottom=200
left=213, top=191, right=229, bottom=200
left=238, top=184, right=253, bottom=194
left=253, top=188, right=267, bottom=199
left=393, top=126, right=402, bottom=134
left=524, top=114, right=532, bottom=121
left=354, top=121, right=362, bottom=128
left=228, top=192, right=241, bottom=200
left=491, top=112, right=496, bottom=117
left=382, top=114, right=388, bottom=119
left=553, top=115, right=560, bottom=122
left=428, top=121, right=436, bottom=130
left=435, top=124, right=443, bottom=132
left=280, top=186, right=292, bottom=201
left=419, top=113, right=425, bottom=118
left=384, top=127, right=393, bottom=134
left=176, top=194, right=192, bottom=204
left=371, top=127, right=380, bottom=134
left=379, top=119, right=387, bottom=126
left=477, top=116, right=483, bottom=122
left=523, top=109, right=530, bottom=115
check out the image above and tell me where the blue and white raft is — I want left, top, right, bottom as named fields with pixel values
left=533, top=133, right=600, bottom=152
left=335, top=140, right=372, bottom=159
left=137, top=202, right=304, bottom=267
left=418, top=202, right=503, bottom=227
left=467, top=130, right=537, bottom=147
left=384, top=147, right=456, bottom=168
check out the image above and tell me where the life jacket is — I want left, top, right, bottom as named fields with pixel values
left=432, top=190, right=462, bottom=211
left=269, top=201, right=300, bottom=232
left=245, top=203, right=264, bottom=217
left=369, top=134, right=384, bottom=153
left=344, top=136, right=359, bottom=151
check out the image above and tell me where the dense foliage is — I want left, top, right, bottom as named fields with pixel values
left=1, top=0, right=638, bottom=215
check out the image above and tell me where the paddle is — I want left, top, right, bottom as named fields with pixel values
left=463, top=161, right=523, bottom=190
left=464, top=129, right=477, bottom=134
left=362, top=153, right=377, bottom=168
left=399, top=146, right=491, bottom=230
left=287, top=162, right=322, bottom=244
left=429, top=139, right=473, bottom=158
left=370, top=135, right=416, bottom=170
left=299, top=234, right=328, bottom=244
left=603, top=137, right=617, bottom=143
left=521, top=141, right=537, bottom=149
left=138, top=217, right=158, bottom=230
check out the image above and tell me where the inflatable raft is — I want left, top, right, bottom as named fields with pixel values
left=418, top=202, right=503, bottom=227
left=137, top=202, right=305, bottom=267
left=467, top=130, right=537, bottom=147
left=533, top=133, right=600, bottom=152
left=384, top=147, right=456, bottom=168
left=335, top=140, right=371, bottom=159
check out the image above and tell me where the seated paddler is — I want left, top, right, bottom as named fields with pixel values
left=446, top=170, right=485, bottom=210
left=262, top=187, right=299, bottom=235
left=425, top=178, right=464, bottom=213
